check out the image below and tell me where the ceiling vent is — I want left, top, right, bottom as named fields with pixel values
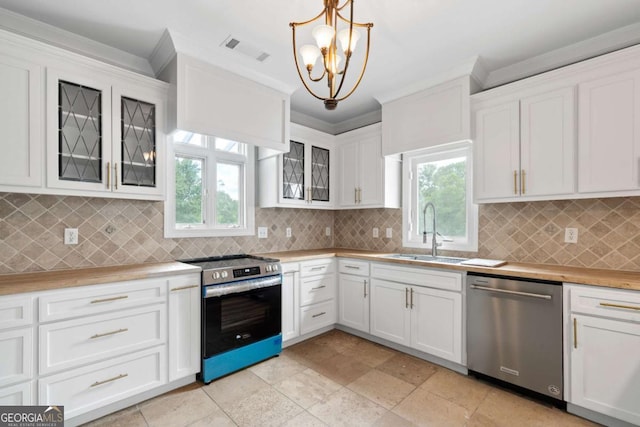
left=221, top=35, right=270, bottom=63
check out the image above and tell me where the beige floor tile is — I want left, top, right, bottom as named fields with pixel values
left=248, top=353, right=306, bottom=385
left=376, top=353, right=439, bottom=386
left=312, top=329, right=363, bottom=353
left=284, top=339, right=341, bottom=366
left=83, top=406, right=147, bottom=427
left=308, top=388, right=387, bottom=427
left=348, top=369, right=416, bottom=409
left=186, top=407, right=236, bottom=427
left=420, top=369, right=490, bottom=413
left=202, top=369, right=269, bottom=412
left=373, top=411, right=418, bottom=427
left=341, top=339, right=398, bottom=368
left=275, top=368, right=343, bottom=409
left=225, top=388, right=303, bottom=427
left=281, top=411, right=328, bottom=427
left=393, top=387, right=471, bottom=427
left=472, top=389, right=597, bottom=427
left=307, top=352, right=372, bottom=386
left=139, top=388, right=220, bottom=427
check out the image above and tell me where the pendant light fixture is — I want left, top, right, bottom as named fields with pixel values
left=290, top=0, right=373, bottom=110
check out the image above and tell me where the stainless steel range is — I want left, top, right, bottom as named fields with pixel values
left=181, top=255, right=282, bottom=384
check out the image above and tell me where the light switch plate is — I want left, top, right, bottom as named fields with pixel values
left=258, top=227, right=268, bottom=239
left=286, top=227, right=292, bottom=238
left=373, top=228, right=379, bottom=238
left=386, top=228, right=393, bottom=238
left=325, top=227, right=331, bottom=236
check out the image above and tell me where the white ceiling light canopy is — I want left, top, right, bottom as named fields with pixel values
left=290, top=0, right=373, bottom=111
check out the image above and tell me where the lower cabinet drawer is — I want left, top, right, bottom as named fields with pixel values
left=300, top=275, right=335, bottom=307
left=39, top=305, right=166, bottom=375
left=39, top=346, right=166, bottom=420
left=569, top=284, right=640, bottom=323
left=300, top=300, right=336, bottom=335
left=0, top=381, right=34, bottom=406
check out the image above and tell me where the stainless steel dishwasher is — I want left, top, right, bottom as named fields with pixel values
left=466, top=273, right=563, bottom=401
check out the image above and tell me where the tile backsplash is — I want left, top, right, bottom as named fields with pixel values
left=2, top=192, right=640, bottom=274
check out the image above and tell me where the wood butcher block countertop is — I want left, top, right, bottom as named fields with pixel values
left=0, top=262, right=201, bottom=296
left=258, top=248, right=640, bottom=292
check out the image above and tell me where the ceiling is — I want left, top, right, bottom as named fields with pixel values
left=1, top=0, right=640, bottom=130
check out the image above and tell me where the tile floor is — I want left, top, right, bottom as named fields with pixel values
left=84, top=330, right=597, bottom=427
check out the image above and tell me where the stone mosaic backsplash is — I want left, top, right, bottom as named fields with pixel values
left=2, top=191, right=640, bottom=274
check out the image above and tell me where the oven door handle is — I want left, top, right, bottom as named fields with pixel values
left=204, top=275, right=281, bottom=298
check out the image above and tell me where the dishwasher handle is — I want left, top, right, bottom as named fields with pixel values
left=470, top=284, right=552, bottom=300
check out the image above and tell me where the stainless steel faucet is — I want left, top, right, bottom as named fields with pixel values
left=422, top=202, right=440, bottom=257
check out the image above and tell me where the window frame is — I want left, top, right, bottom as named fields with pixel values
left=402, top=141, right=478, bottom=251
left=164, top=133, right=255, bottom=238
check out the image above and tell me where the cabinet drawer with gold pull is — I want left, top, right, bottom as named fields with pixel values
left=38, top=346, right=165, bottom=420
left=39, top=305, right=166, bottom=375
left=300, top=275, right=335, bottom=307
left=300, top=300, right=336, bottom=335
left=39, top=278, right=166, bottom=322
left=569, top=284, right=640, bottom=323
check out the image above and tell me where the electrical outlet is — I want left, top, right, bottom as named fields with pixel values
left=564, top=227, right=578, bottom=244
left=325, top=227, right=331, bottom=236
left=286, top=227, right=292, bottom=238
left=373, top=227, right=379, bottom=238
left=64, top=228, right=78, bottom=245
left=386, top=228, right=393, bottom=238
left=258, top=227, right=268, bottom=239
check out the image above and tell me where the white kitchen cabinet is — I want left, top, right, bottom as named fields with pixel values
left=168, top=274, right=200, bottom=382
left=0, top=50, right=43, bottom=189
left=281, top=263, right=300, bottom=344
left=259, top=124, right=335, bottom=209
left=45, top=67, right=166, bottom=200
left=473, top=87, right=575, bottom=202
left=578, top=70, right=640, bottom=194
left=300, top=300, right=335, bottom=335
left=381, top=76, right=471, bottom=156
left=0, top=381, right=34, bottom=406
left=0, top=328, right=33, bottom=388
left=298, top=259, right=336, bottom=335
left=338, top=259, right=371, bottom=333
left=336, top=123, right=401, bottom=209
left=163, top=53, right=290, bottom=153
left=370, top=263, right=463, bottom=364
left=566, top=284, right=640, bottom=425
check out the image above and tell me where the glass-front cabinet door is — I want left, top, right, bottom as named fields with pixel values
left=282, top=140, right=305, bottom=201
left=311, top=145, right=330, bottom=202
left=279, top=140, right=332, bottom=207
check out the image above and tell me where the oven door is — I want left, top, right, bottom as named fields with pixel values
left=203, top=276, right=282, bottom=358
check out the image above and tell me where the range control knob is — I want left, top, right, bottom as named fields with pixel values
left=272, top=264, right=279, bottom=271
left=212, top=271, right=221, bottom=280
left=265, top=265, right=272, bottom=272
left=221, top=271, right=228, bottom=278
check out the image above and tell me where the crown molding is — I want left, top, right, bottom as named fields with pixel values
left=0, top=7, right=153, bottom=76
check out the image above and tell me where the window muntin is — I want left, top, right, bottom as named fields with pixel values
left=165, top=132, right=254, bottom=237
left=403, top=142, right=477, bottom=251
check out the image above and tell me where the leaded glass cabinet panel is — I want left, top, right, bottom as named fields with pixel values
left=283, top=140, right=305, bottom=200
left=311, top=146, right=330, bottom=201
left=120, top=97, right=156, bottom=187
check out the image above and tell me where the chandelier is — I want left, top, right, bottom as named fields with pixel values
left=290, top=0, right=373, bottom=110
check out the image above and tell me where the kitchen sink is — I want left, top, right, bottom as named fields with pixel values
left=383, top=254, right=467, bottom=265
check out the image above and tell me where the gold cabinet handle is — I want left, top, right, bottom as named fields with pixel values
left=357, top=188, right=361, bottom=204
left=573, top=317, right=577, bottom=349
left=344, top=265, right=360, bottom=270
left=513, top=170, right=518, bottom=195
left=363, top=279, right=368, bottom=298
left=114, top=163, right=118, bottom=190
left=310, top=266, right=326, bottom=271
left=311, top=285, right=326, bottom=291
left=90, top=373, right=128, bottom=387
left=312, top=311, right=326, bottom=318
left=90, top=328, right=128, bottom=339
left=410, top=288, right=414, bottom=309
left=521, top=169, right=526, bottom=195
left=170, top=285, right=199, bottom=292
left=91, top=295, right=128, bottom=304
left=600, top=302, right=640, bottom=311
left=405, top=288, right=409, bottom=308
left=354, top=187, right=358, bottom=204
left=107, top=162, right=111, bottom=190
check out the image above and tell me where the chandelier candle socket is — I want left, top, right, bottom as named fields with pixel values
left=290, top=0, right=373, bottom=110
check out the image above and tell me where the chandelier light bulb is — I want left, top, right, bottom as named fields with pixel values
left=312, top=25, right=335, bottom=50
left=337, top=28, right=361, bottom=54
left=300, top=44, right=321, bottom=69
left=332, top=54, right=342, bottom=74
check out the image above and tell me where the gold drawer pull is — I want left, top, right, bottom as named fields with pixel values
left=90, top=328, right=128, bottom=339
left=310, top=266, right=326, bottom=271
left=91, top=295, right=128, bottom=304
left=90, top=373, right=128, bottom=388
left=171, top=285, right=199, bottom=292
left=344, top=265, right=360, bottom=269
left=573, top=318, right=577, bottom=349
left=600, top=302, right=640, bottom=311
left=513, top=170, right=518, bottom=195
left=311, top=285, right=326, bottom=291
left=312, top=311, right=326, bottom=318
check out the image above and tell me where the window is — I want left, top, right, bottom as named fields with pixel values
left=165, top=132, right=254, bottom=237
left=402, top=141, right=478, bottom=251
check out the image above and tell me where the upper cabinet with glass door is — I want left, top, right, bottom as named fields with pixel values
left=259, top=124, right=335, bottom=209
left=46, top=67, right=167, bottom=200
